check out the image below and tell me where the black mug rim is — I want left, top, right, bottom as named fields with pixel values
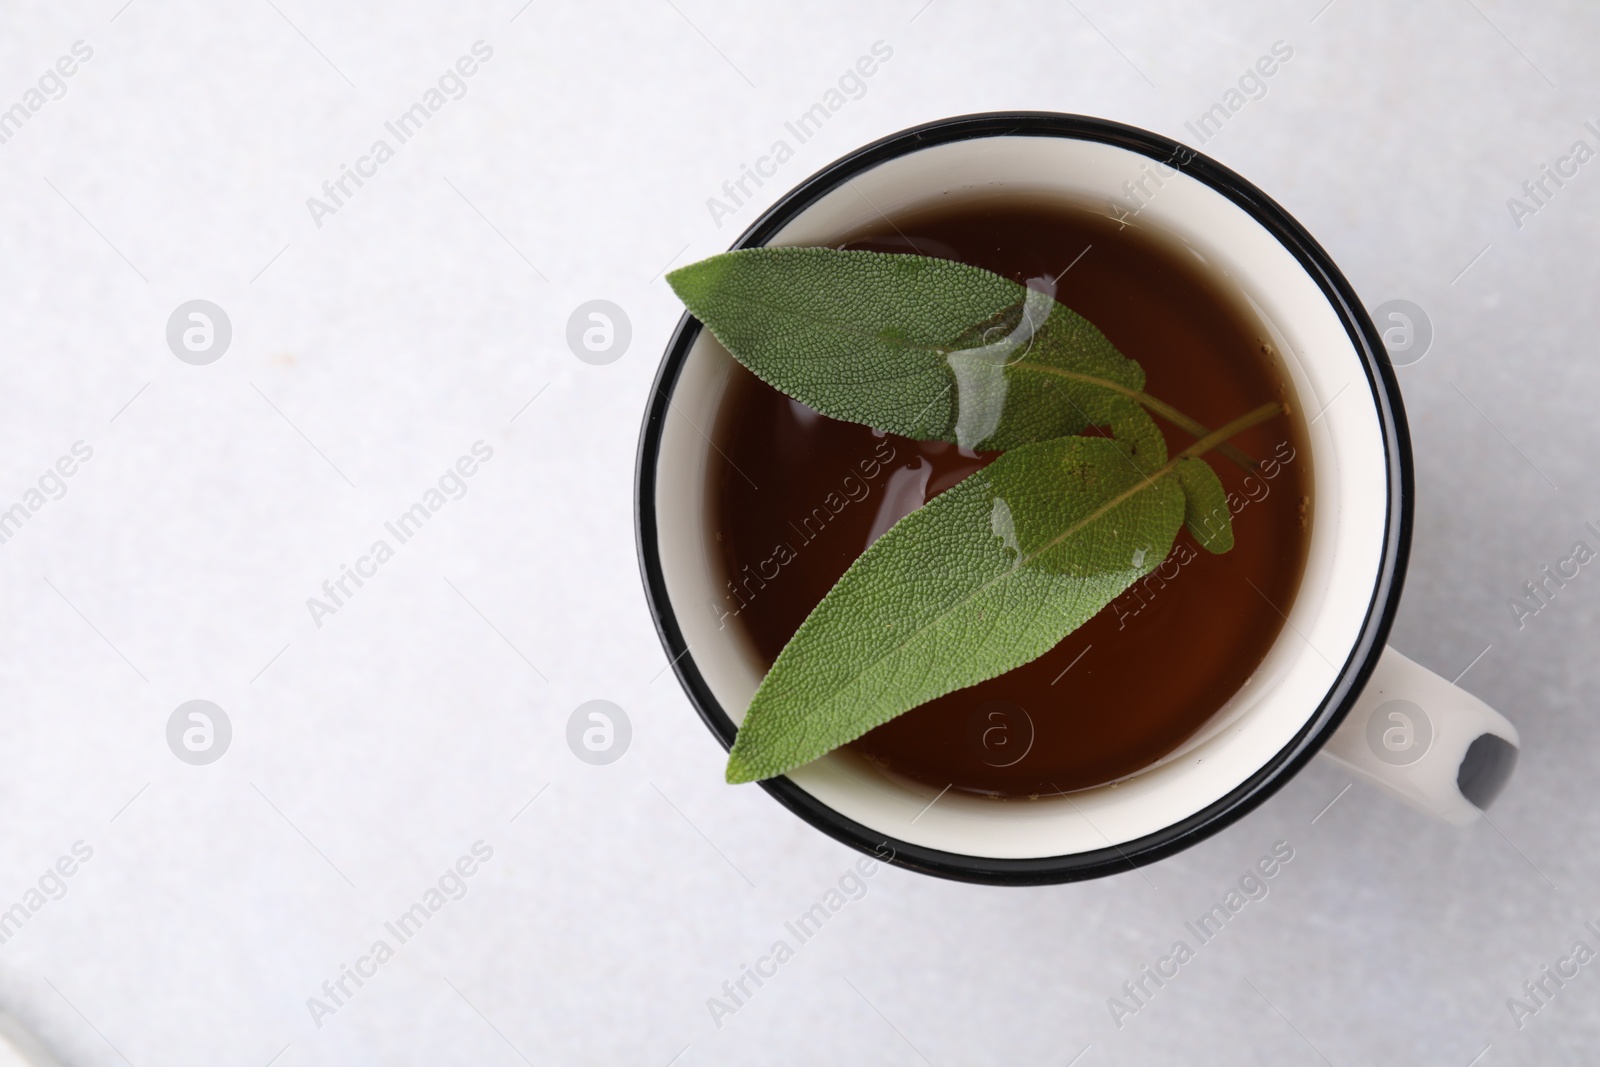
left=634, top=111, right=1413, bottom=886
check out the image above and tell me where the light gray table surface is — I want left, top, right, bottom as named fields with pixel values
left=0, top=1, right=1595, bottom=1064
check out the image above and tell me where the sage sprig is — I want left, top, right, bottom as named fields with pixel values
left=666, top=247, right=1281, bottom=784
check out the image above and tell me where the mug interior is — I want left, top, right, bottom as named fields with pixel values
left=651, top=128, right=1391, bottom=862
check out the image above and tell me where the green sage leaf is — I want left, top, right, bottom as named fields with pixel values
left=668, top=247, right=1163, bottom=458
left=724, top=435, right=1189, bottom=784
left=1173, top=456, right=1235, bottom=553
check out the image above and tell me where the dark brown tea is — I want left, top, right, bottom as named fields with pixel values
left=707, top=194, right=1311, bottom=798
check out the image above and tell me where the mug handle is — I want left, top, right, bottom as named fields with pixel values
left=1319, top=647, right=1519, bottom=826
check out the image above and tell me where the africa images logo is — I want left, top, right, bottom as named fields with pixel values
left=1364, top=699, right=1432, bottom=767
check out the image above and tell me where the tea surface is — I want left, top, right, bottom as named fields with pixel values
left=708, top=194, right=1311, bottom=797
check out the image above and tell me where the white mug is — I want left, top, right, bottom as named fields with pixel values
left=635, top=113, right=1518, bottom=883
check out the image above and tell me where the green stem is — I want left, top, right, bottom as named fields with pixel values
left=1176, top=401, right=1285, bottom=462
left=1132, top=391, right=1262, bottom=473
left=1020, top=364, right=1269, bottom=473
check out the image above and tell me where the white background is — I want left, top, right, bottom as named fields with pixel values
left=0, top=1, right=1596, bottom=1064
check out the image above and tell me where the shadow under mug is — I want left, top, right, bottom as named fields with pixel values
left=635, top=112, right=1519, bottom=885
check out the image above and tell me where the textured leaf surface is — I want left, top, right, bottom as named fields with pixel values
left=668, top=247, right=1163, bottom=458
left=724, top=436, right=1188, bottom=783
left=1173, top=456, right=1235, bottom=553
